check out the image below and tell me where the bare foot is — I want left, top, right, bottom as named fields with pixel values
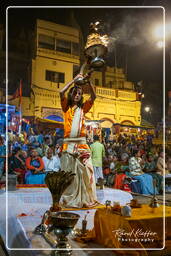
left=82, top=200, right=101, bottom=208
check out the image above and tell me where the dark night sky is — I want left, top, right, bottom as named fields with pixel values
left=1, top=0, right=171, bottom=124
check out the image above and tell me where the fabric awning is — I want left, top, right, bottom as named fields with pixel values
left=35, top=117, right=64, bottom=128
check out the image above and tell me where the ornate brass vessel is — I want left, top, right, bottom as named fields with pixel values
left=34, top=171, right=80, bottom=255
left=50, top=211, right=80, bottom=256
left=75, top=21, right=109, bottom=86
left=84, top=21, right=109, bottom=69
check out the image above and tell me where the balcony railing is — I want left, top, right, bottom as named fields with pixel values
left=94, top=87, right=137, bottom=101
left=37, top=48, right=80, bottom=60
left=96, top=87, right=116, bottom=98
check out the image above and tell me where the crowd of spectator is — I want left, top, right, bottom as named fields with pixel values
left=0, top=129, right=171, bottom=195
left=98, top=133, right=171, bottom=195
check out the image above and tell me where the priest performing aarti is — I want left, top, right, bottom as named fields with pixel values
left=59, top=22, right=109, bottom=209
left=59, top=74, right=98, bottom=208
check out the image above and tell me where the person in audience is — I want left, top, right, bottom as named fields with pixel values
left=90, top=135, right=105, bottom=186
left=104, top=155, right=118, bottom=187
left=156, top=151, right=167, bottom=175
left=42, top=148, right=61, bottom=172
left=55, top=143, right=62, bottom=158
left=25, top=149, right=45, bottom=184
left=166, top=155, right=171, bottom=173
left=42, top=137, right=50, bottom=155
left=37, top=131, right=44, bottom=146
left=21, top=150, right=28, bottom=162
left=129, top=149, right=155, bottom=195
left=35, top=144, right=43, bottom=157
left=120, top=153, right=130, bottom=174
left=144, top=153, right=163, bottom=194
left=9, top=147, right=26, bottom=184
left=12, top=134, right=21, bottom=150
left=113, top=162, right=129, bottom=191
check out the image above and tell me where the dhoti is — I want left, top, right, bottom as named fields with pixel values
left=60, top=150, right=97, bottom=208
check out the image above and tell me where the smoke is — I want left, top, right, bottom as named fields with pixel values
left=107, top=36, right=117, bottom=53
left=111, top=15, right=145, bottom=47
left=104, top=13, right=160, bottom=52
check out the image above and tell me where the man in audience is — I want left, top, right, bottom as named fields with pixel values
left=42, top=148, right=61, bottom=172
left=90, top=135, right=105, bottom=186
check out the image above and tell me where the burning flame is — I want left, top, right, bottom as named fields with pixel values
left=85, top=33, right=109, bottom=49
left=100, top=34, right=109, bottom=47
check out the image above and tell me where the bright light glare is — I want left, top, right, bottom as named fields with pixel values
left=154, top=24, right=163, bottom=39
left=153, top=22, right=171, bottom=40
left=144, top=106, right=150, bottom=112
left=156, top=40, right=164, bottom=48
left=166, top=23, right=171, bottom=36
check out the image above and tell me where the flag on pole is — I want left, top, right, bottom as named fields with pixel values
left=8, top=79, right=22, bottom=104
left=8, top=80, right=23, bottom=133
left=8, top=87, right=20, bottom=101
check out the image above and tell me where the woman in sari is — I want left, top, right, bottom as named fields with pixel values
left=144, top=153, right=163, bottom=194
left=129, top=149, right=155, bottom=195
left=9, top=147, right=26, bottom=184
left=59, top=73, right=97, bottom=208
left=25, top=149, right=46, bottom=184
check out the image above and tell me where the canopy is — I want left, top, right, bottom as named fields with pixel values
left=35, top=117, right=64, bottom=129
left=140, top=119, right=154, bottom=129
left=113, top=121, right=154, bottom=130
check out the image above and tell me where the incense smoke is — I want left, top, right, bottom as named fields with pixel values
left=104, top=12, right=163, bottom=52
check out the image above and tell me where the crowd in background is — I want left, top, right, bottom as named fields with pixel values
left=0, top=128, right=171, bottom=195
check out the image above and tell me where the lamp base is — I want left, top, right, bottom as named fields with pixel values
left=51, top=236, right=72, bottom=256
left=51, top=250, right=72, bottom=256
left=90, top=57, right=105, bottom=68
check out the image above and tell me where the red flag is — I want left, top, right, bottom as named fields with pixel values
left=8, top=80, right=22, bottom=106
left=8, top=87, right=20, bottom=101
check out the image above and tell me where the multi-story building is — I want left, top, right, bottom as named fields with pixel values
left=31, top=19, right=80, bottom=120
left=8, top=19, right=141, bottom=128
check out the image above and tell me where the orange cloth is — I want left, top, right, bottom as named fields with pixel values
left=113, top=173, right=126, bottom=190
left=61, top=96, right=93, bottom=151
left=92, top=205, right=171, bottom=254
left=26, top=157, right=44, bottom=171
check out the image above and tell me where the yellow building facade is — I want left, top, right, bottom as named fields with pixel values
left=9, top=19, right=141, bottom=127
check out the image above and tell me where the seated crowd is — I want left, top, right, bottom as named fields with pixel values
left=101, top=135, right=169, bottom=195
left=6, top=130, right=61, bottom=185
left=0, top=130, right=170, bottom=195
left=8, top=146, right=61, bottom=185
